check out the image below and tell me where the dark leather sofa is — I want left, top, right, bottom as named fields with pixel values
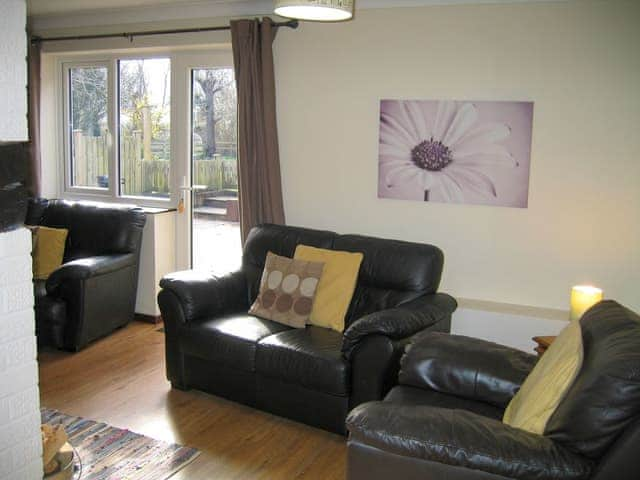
left=27, top=199, right=146, bottom=351
left=158, top=223, right=456, bottom=434
left=346, top=300, right=640, bottom=480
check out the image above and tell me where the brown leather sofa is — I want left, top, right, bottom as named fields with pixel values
left=346, top=300, right=640, bottom=480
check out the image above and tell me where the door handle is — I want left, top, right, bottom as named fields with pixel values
left=178, top=184, right=207, bottom=191
left=177, top=179, right=207, bottom=214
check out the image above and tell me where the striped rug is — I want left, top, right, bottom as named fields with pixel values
left=41, top=408, right=200, bottom=480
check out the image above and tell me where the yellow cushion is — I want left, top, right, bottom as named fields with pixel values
left=503, top=319, right=584, bottom=434
left=294, top=245, right=363, bottom=332
left=32, top=226, right=68, bottom=280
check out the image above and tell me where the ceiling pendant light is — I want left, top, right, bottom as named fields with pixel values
left=274, top=1, right=354, bottom=22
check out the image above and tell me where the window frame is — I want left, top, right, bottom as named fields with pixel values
left=62, top=60, right=114, bottom=197
left=59, top=52, right=179, bottom=208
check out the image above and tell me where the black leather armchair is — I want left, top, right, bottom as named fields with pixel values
left=346, top=300, right=640, bottom=480
left=158, top=223, right=456, bottom=434
left=28, top=199, right=146, bottom=351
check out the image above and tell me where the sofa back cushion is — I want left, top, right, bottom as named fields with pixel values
left=243, top=224, right=445, bottom=329
left=545, top=300, right=640, bottom=459
left=40, top=200, right=146, bottom=261
left=243, top=224, right=335, bottom=303
left=25, top=197, right=49, bottom=225
left=333, top=235, right=443, bottom=326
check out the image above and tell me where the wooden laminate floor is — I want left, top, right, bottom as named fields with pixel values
left=38, top=321, right=347, bottom=479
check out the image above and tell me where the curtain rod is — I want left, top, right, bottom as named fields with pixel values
left=31, top=18, right=299, bottom=44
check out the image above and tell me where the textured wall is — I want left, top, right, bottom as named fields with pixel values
left=0, top=228, right=42, bottom=479
left=0, top=0, right=28, bottom=142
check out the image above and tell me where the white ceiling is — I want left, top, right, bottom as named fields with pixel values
left=27, top=0, right=567, bottom=31
left=28, top=0, right=238, bottom=16
left=27, top=0, right=559, bottom=16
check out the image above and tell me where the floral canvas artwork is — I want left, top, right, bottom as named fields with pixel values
left=378, top=100, right=534, bottom=208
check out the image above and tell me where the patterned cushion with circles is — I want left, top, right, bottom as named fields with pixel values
left=249, top=252, right=325, bottom=328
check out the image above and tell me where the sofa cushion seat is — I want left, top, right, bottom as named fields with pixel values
left=347, top=404, right=593, bottom=480
left=180, top=314, right=291, bottom=371
left=384, top=385, right=504, bottom=421
left=256, top=326, right=349, bottom=396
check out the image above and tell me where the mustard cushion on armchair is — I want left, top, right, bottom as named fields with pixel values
left=503, top=318, right=584, bottom=434
left=31, top=226, right=68, bottom=280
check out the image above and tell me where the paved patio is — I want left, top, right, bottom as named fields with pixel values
left=192, top=217, right=242, bottom=276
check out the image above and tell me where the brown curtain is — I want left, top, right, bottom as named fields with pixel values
left=27, top=38, right=42, bottom=197
left=230, top=18, right=286, bottom=244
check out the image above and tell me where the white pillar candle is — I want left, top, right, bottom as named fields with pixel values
left=570, top=285, right=603, bottom=321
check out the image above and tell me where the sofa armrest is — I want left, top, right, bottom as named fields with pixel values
left=400, top=332, right=537, bottom=408
left=342, top=293, right=456, bottom=358
left=159, top=269, right=249, bottom=323
left=347, top=403, right=593, bottom=480
left=46, top=254, right=136, bottom=294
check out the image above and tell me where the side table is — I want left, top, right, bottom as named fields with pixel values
left=532, top=335, right=556, bottom=357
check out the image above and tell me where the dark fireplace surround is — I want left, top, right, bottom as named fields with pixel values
left=0, top=142, right=29, bottom=233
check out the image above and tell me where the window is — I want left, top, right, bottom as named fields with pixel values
left=63, top=57, right=172, bottom=204
left=119, top=58, right=171, bottom=198
left=67, top=65, right=109, bottom=189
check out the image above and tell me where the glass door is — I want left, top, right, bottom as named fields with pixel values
left=189, top=67, right=241, bottom=274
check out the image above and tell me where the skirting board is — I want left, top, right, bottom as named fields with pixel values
left=135, top=314, right=162, bottom=325
left=452, top=298, right=569, bottom=354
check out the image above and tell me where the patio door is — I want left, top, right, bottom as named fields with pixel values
left=174, top=52, right=242, bottom=275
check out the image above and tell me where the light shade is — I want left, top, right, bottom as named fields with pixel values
left=274, top=0, right=354, bottom=22
left=570, top=285, right=603, bottom=321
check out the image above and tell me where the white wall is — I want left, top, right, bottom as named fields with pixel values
left=136, top=210, right=176, bottom=317
left=0, top=229, right=42, bottom=479
left=0, top=0, right=28, bottom=142
left=0, top=1, right=42, bottom=477
left=452, top=299, right=568, bottom=352
left=274, top=0, right=640, bottom=312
